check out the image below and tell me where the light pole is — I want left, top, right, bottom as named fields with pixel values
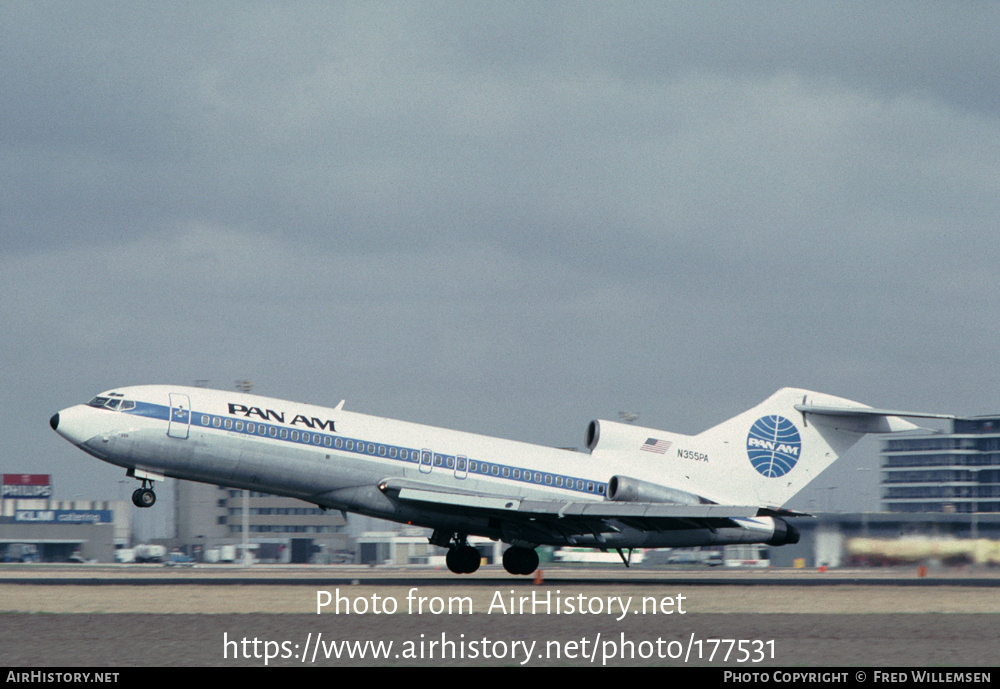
left=235, top=380, right=254, bottom=567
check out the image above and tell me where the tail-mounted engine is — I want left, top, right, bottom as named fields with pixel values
left=767, top=518, right=800, bottom=545
left=607, top=475, right=707, bottom=505
left=586, top=419, right=649, bottom=453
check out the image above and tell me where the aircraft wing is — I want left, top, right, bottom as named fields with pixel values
left=376, top=478, right=770, bottom=542
left=379, top=478, right=757, bottom=517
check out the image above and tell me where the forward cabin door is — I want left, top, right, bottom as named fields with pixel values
left=167, top=393, right=192, bottom=439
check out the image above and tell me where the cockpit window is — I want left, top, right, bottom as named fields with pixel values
left=87, top=396, right=134, bottom=411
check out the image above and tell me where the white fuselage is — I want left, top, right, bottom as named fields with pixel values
left=52, top=384, right=789, bottom=549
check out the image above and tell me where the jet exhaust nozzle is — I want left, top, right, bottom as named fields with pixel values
left=767, top=519, right=800, bottom=546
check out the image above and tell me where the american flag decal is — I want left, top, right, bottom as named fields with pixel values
left=640, top=438, right=671, bottom=454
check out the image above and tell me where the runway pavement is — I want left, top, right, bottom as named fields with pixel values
left=1, top=564, right=997, bottom=667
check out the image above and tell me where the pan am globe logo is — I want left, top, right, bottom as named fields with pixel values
left=746, top=415, right=802, bottom=478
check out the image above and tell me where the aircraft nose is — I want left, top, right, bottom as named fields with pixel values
left=50, top=405, right=94, bottom=446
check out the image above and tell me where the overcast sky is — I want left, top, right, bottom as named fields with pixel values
left=3, top=2, right=998, bottom=516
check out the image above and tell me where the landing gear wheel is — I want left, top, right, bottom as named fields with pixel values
left=446, top=547, right=461, bottom=573
left=446, top=545, right=481, bottom=574
left=502, top=547, right=539, bottom=575
left=132, top=487, right=156, bottom=508
left=458, top=545, right=480, bottom=573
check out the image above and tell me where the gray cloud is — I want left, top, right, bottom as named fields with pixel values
left=3, top=3, right=999, bottom=511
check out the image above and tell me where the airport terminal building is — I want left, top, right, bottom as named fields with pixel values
left=174, top=481, right=350, bottom=563
left=880, top=415, right=1000, bottom=513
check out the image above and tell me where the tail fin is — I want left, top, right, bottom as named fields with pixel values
left=692, top=388, right=951, bottom=508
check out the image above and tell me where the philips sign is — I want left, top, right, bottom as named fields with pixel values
left=2, top=474, right=52, bottom=499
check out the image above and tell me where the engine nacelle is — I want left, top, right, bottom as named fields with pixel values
left=767, top=518, right=800, bottom=546
left=607, top=475, right=706, bottom=505
left=585, top=419, right=603, bottom=451
left=586, top=419, right=673, bottom=453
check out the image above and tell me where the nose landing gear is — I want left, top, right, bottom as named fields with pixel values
left=131, top=480, right=156, bottom=508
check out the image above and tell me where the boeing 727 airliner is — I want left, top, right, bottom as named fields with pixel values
left=50, top=385, right=951, bottom=575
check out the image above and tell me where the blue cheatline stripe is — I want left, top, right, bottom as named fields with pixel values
left=128, top=401, right=170, bottom=420
left=122, top=403, right=606, bottom=497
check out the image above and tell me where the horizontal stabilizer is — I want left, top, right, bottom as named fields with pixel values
left=794, top=403, right=954, bottom=434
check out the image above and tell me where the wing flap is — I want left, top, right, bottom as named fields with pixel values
left=396, top=485, right=523, bottom=511
left=516, top=499, right=759, bottom=519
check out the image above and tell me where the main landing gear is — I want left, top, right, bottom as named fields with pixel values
left=502, top=546, right=539, bottom=576
left=131, top=480, right=156, bottom=508
left=430, top=531, right=482, bottom=574
left=446, top=544, right=482, bottom=574
left=430, top=530, right=539, bottom=575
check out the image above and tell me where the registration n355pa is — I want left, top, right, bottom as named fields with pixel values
left=51, top=385, right=949, bottom=575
